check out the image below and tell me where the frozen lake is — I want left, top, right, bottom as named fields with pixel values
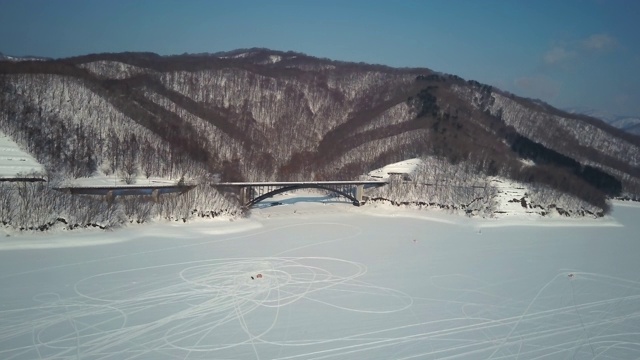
left=1, top=198, right=639, bottom=359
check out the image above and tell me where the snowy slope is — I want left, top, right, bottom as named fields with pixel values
left=0, top=131, right=45, bottom=179
left=566, top=107, right=640, bottom=135
left=0, top=195, right=637, bottom=359
left=365, top=158, right=602, bottom=219
left=367, top=158, right=422, bottom=180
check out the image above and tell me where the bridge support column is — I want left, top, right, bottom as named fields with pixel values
left=152, top=189, right=159, bottom=203
left=355, top=184, right=364, bottom=205
left=105, top=190, right=114, bottom=204
left=240, top=187, right=250, bottom=206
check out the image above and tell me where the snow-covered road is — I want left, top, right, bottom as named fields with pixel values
left=1, top=198, right=639, bottom=359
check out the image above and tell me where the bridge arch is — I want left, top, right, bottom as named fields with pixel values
left=246, top=184, right=359, bottom=207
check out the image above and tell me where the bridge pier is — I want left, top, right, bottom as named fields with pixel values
left=240, top=187, right=250, bottom=206
left=105, top=190, right=114, bottom=204
left=355, top=184, right=363, bottom=203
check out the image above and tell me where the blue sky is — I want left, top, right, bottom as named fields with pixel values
left=1, top=0, right=639, bottom=117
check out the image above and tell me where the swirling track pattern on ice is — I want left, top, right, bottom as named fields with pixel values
left=1, top=217, right=640, bottom=359
left=1, top=260, right=640, bottom=359
left=0, top=256, right=417, bottom=359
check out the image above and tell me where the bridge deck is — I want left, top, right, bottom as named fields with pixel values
left=0, top=177, right=46, bottom=182
left=213, top=180, right=387, bottom=187
left=53, top=184, right=195, bottom=196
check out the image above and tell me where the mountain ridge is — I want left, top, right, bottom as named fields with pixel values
left=1, top=49, right=639, bottom=218
left=566, top=107, right=640, bottom=135
left=0, top=51, right=52, bottom=62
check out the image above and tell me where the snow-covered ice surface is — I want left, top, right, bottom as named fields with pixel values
left=0, top=131, right=45, bottom=178
left=1, top=193, right=639, bottom=359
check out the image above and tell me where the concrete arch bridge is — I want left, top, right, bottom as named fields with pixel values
left=213, top=181, right=387, bottom=208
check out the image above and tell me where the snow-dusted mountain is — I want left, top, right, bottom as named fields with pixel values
left=1, top=48, right=639, bottom=230
left=0, top=51, right=51, bottom=62
left=566, top=107, right=640, bottom=135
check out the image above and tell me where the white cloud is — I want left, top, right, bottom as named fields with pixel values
left=543, top=46, right=575, bottom=65
left=582, top=33, right=617, bottom=51
left=542, top=34, right=618, bottom=67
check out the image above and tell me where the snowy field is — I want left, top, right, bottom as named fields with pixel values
left=0, top=131, right=44, bottom=179
left=1, top=194, right=639, bottom=359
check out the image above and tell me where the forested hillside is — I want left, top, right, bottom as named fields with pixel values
left=1, top=48, right=639, bottom=229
